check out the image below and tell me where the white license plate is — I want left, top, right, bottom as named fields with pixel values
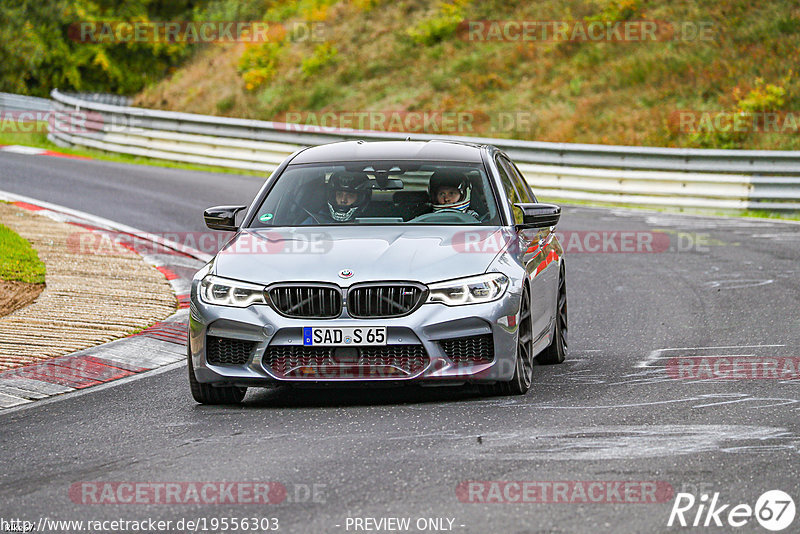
left=303, top=327, right=386, bottom=346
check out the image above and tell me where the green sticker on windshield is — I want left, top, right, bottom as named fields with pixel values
left=259, top=213, right=273, bottom=222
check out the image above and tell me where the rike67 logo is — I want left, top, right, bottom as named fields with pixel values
left=668, top=490, right=795, bottom=531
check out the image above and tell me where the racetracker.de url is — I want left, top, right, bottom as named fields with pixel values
left=0, top=516, right=279, bottom=533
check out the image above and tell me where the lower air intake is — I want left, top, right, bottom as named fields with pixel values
left=439, top=334, right=494, bottom=365
left=263, top=344, right=428, bottom=377
left=206, top=336, right=257, bottom=365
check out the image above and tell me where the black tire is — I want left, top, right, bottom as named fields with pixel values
left=479, top=287, right=534, bottom=396
left=537, top=270, right=567, bottom=365
left=187, top=347, right=247, bottom=405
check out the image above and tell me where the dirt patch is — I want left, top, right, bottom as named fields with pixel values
left=0, top=279, right=44, bottom=318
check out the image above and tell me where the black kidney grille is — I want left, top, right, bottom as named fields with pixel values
left=440, top=334, right=494, bottom=365
left=268, top=286, right=342, bottom=318
left=347, top=285, right=425, bottom=318
left=263, top=344, right=428, bottom=376
left=206, top=336, right=257, bottom=365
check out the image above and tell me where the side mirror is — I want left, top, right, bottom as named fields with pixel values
left=204, top=205, right=247, bottom=231
left=513, top=203, right=561, bottom=229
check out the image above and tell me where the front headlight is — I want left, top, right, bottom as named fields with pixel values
left=426, top=273, right=509, bottom=306
left=199, top=275, right=267, bottom=307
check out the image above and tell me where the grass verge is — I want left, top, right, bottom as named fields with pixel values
left=0, top=223, right=46, bottom=284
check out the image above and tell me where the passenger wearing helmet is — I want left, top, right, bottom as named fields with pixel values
left=303, top=171, right=372, bottom=224
left=428, top=169, right=480, bottom=219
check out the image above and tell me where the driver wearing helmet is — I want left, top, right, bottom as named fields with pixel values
left=304, top=171, right=372, bottom=224
left=428, top=169, right=480, bottom=219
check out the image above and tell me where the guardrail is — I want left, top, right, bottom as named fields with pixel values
left=46, top=89, right=800, bottom=211
left=0, top=92, right=52, bottom=113
left=58, top=92, right=132, bottom=107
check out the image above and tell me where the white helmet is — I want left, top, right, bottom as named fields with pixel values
left=429, top=170, right=471, bottom=212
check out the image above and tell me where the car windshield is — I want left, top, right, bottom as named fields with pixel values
left=248, top=161, right=501, bottom=227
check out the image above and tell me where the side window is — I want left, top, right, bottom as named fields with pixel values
left=499, top=156, right=535, bottom=203
left=495, top=156, right=523, bottom=224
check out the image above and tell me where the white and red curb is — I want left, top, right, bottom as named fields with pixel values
left=0, top=192, right=207, bottom=410
left=0, top=144, right=92, bottom=160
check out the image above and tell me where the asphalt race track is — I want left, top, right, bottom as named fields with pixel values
left=1, top=151, right=799, bottom=533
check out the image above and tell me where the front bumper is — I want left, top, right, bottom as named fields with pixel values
left=188, top=286, right=522, bottom=386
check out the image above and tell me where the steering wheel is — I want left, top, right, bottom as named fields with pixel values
left=409, top=209, right=480, bottom=223
left=286, top=196, right=322, bottom=224
left=299, top=206, right=322, bottom=224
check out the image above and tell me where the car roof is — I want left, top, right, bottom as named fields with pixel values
left=289, top=140, right=486, bottom=164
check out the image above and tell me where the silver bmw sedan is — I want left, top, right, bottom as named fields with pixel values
left=188, top=140, right=566, bottom=404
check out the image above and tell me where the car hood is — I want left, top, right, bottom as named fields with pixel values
left=212, top=226, right=514, bottom=285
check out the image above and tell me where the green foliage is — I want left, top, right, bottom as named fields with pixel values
left=306, top=80, right=343, bottom=109
left=685, top=117, right=748, bottom=150
left=0, top=0, right=199, bottom=96
left=776, top=16, right=800, bottom=34
left=406, top=2, right=466, bottom=46
left=26, top=0, right=799, bottom=152
left=239, top=42, right=285, bottom=91
left=215, top=95, right=235, bottom=113
left=0, top=0, right=287, bottom=96
left=264, top=0, right=339, bottom=23
left=301, top=42, right=339, bottom=77
left=236, top=0, right=342, bottom=89
left=194, top=0, right=267, bottom=21
left=737, top=76, right=790, bottom=112
left=687, top=74, right=792, bottom=148
left=569, top=76, right=583, bottom=96
left=585, top=0, right=642, bottom=22
left=352, top=0, right=381, bottom=12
